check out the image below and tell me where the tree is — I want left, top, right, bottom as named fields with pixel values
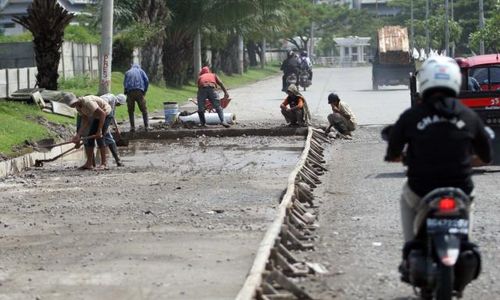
left=13, top=0, right=73, bottom=90
left=388, top=0, right=498, bottom=55
left=469, top=4, right=500, bottom=53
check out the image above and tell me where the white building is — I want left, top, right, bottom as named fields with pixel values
left=334, top=36, right=371, bottom=64
left=0, top=0, right=96, bottom=35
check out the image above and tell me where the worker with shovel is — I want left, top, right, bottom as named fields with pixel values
left=64, top=93, right=113, bottom=170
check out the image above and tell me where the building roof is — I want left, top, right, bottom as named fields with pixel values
left=334, top=36, right=371, bottom=47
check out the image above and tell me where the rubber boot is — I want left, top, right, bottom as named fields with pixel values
left=109, top=142, right=123, bottom=167
left=198, top=111, right=207, bottom=127
left=143, top=113, right=150, bottom=132
left=216, top=107, right=230, bottom=128
left=129, top=112, right=135, bottom=132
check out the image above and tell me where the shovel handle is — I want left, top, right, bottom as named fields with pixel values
left=43, top=134, right=99, bottom=149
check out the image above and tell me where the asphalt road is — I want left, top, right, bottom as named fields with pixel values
left=230, top=66, right=411, bottom=126
left=230, top=67, right=500, bottom=299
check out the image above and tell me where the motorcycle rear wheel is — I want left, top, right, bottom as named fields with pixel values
left=436, top=264, right=454, bottom=300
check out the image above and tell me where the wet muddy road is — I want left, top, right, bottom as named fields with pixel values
left=0, top=136, right=304, bottom=300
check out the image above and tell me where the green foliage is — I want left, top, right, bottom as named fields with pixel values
left=387, top=0, right=498, bottom=54
left=0, top=32, right=33, bottom=43
left=469, top=4, right=500, bottom=53
left=64, top=25, right=100, bottom=44
left=59, top=74, right=99, bottom=95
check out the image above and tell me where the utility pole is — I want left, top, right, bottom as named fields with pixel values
left=410, top=0, right=414, bottom=51
left=194, top=29, right=201, bottom=81
left=425, top=0, right=430, bottom=55
left=98, top=0, right=113, bottom=95
left=450, top=0, right=455, bottom=57
left=310, top=0, right=316, bottom=60
left=479, top=0, right=485, bottom=54
left=445, top=0, right=450, bottom=56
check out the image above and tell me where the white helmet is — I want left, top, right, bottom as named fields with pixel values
left=116, top=94, right=127, bottom=105
left=417, top=55, right=462, bottom=98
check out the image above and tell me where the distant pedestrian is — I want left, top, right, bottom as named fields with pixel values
left=124, top=64, right=149, bottom=132
left=64, top=93, right=113, bottom=170
left=196, top=66, right=231, bottom=128
left=100, top=93, right=126, bottom=166
left=326, top=93, right=357, bottom=138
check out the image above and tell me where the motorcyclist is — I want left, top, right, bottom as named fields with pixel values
left=299, top=50, right=313, bottom=80
left=384, top=56, right=493, bottom=275
left=280, top=50, right=300, bottom=92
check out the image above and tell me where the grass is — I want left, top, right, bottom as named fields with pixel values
left=0, top=101, right=74, bottom=156
left=0, top=65, right=279, bottom=158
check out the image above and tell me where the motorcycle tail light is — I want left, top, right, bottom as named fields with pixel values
left=438, top=197, right=456, bottom=212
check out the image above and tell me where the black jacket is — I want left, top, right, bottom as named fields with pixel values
left=386, top=97, right=493, bottom=197
left=280, top=57, right=300, bottom=76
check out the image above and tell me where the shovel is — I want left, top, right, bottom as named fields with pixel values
left=34, top=146, right=78, bottom=167
left=34, top=135, right=98, bottom=153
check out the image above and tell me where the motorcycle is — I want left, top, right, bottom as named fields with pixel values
left=285, top=73, right=297, bottom=91
left=298, top=70, right=311, bottom=91
left=382, top=126, right=481, bottom=300
left=404, top=188, right=481, bottom=300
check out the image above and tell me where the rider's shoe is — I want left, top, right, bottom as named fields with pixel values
left=221, top=122, right=231, bottom=128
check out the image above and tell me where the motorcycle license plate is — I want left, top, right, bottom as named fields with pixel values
left=426, top=218, right=469, bottom=235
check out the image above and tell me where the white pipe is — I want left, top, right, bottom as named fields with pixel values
left=178, top=112, right=236, bottom=125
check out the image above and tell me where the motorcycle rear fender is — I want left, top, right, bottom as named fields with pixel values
left=433, top=234, right=461, bottom=267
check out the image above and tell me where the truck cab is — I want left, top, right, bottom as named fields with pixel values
left=410, top=54, right=500, bottom=164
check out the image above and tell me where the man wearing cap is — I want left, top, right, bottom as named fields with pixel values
left=280, top=84, right=306, bottom=127
left=197, top=66, right=231, bottom=128
left=64, top=93, right=113, bottom=170
left=326, top=93, right=357, bottom=138
left=100, top=93, right=126, bottom=167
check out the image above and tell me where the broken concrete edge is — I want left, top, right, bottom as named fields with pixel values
left=121, top=127, right=309, bottom=141
left=0, top=144, right=75, bottom=179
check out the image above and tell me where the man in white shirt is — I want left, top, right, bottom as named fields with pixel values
left=326, top=93, right=357, bottom=138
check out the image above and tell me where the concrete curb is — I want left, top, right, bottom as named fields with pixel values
left=0, top=144, right=75, bottom=179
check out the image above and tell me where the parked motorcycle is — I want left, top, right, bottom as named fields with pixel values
left=382, top=126, right=481, bottom=300
left=298, top=70, right=311, bottom=91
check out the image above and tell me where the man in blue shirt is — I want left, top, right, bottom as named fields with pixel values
left=124, top=64, right=149, bottom=132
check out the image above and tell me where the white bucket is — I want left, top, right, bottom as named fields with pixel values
left=163, top=102, right=179, bottom=125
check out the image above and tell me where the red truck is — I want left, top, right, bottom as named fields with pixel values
left=410, top=54, right=500, bottom=164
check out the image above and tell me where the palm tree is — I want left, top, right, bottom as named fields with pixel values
left=137, top=0, right=171, bottom=83
left=13, top=0, right=73, bottom=90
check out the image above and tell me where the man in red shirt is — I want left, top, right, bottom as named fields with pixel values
left=197, top=66, right=230, bottom=128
